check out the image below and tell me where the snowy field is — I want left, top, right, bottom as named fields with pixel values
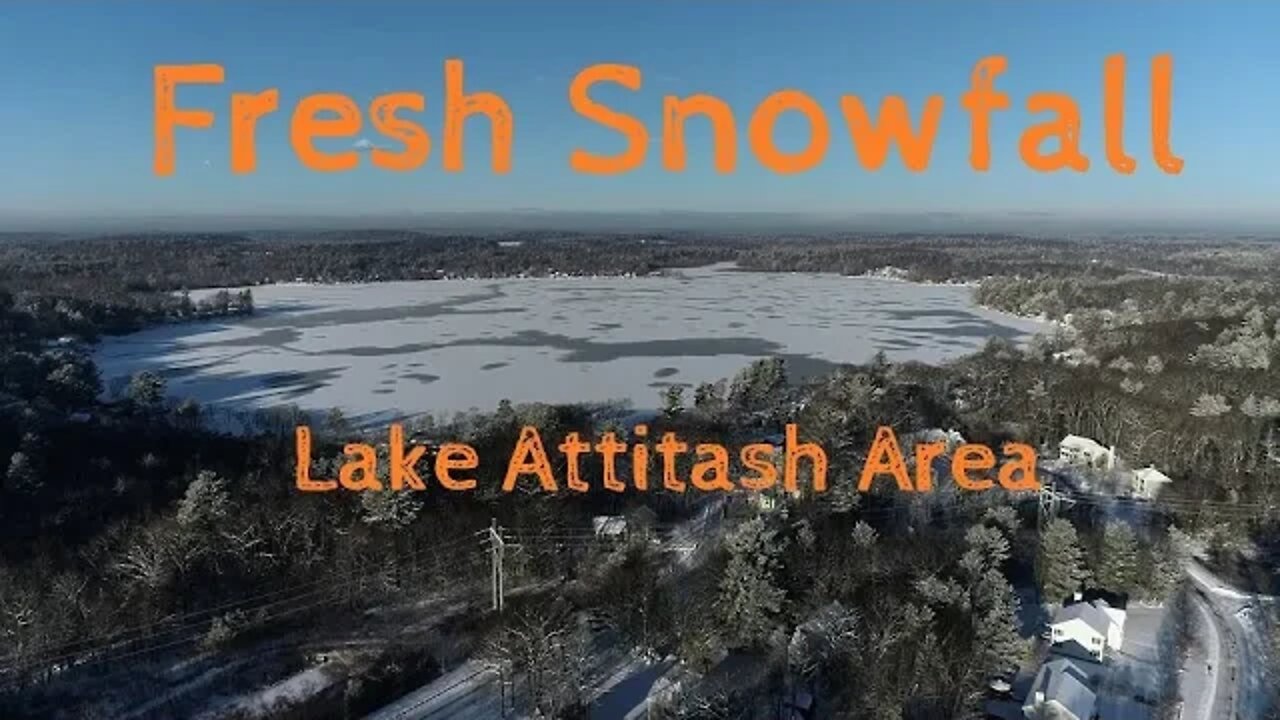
left=94, top=264, right=1045, bottom=424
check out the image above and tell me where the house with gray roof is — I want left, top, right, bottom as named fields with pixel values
left=1050, top=598, right=1124, bottom=661
left=1021, top=656, right=1101, bottom=720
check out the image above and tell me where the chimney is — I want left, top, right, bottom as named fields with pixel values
left=1106, top=446, right=1116, bottom=471
left=1034, top=690, right=1045, bottom=706
left=1073, top=590, right=1083, bottom=602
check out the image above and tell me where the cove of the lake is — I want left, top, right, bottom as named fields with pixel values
left=93, top=264, right=1046, bottom=425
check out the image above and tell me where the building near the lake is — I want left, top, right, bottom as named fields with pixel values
left=592, top=515, right=628, bottom=539
left=1058, top=435, right=1116, bottom=471
left=1021, top=656, right=1102, bottom=720
left=1130, top=466, right=1173, bottom=500
left=1050, top=591, right=1127, bottom=660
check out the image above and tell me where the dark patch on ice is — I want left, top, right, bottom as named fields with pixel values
left=312, top=331, right=787, bottom=363
left=228, top=285, right=519, bottom=334
left=202, top=327, right=302, bottom=348
left=403, top=373, right=440, bottom=384
left=158, top=360, right=225, bottom=380
left=262, top=370, right=331, bottom=389
left=776, top=354, right=846, bottom=381
left=653, top=367, right=679, bottom=378
left=898, top=323, right=1026, bottom=339
left=884, top=308, right=984, bottom=322
left=481, top=362, right=509, bottom=371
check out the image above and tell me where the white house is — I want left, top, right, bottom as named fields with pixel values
left=1058, top=435, right=1116, bottom=471
left=1131, top=466, right=1173, bottom=500
left=1022, top=656, right=1100, bottom=720
left=592, top=516, right=627, bottom=538
left=1050, top=597, right=1125, bottom=660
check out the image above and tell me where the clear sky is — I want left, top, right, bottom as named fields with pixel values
left=1, top=2, right=1277, bottom=227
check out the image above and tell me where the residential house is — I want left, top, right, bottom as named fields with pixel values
left=1050, top=593, right=1126, bottom=660
left=1021, top=656, right=1102, bottom=720
left=592, top=515, right=627, bottom=539
left=1063, top=588, right=1129, bottom=622
left=1058, top=435, right=1116, bottom=471
left=1130, top=466, right=1173, bottom=500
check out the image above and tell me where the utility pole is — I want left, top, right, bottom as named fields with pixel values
left=489, top=519, right=506, bottom=612
left=1035, top=475, right=1077, bottom=595
left=1037, top=476, right=1076, bottom=531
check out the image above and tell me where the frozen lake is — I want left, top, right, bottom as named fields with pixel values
left=94, top=264, right=1045, bottom=424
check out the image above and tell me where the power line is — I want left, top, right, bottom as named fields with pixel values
left=2, top=532, right=491, bottom=676
left=2, top=529, right=493, bottom=669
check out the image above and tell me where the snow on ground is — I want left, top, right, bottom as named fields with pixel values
left=94, top=265, right=1045, bottom=422
left=587, top=656, right=679, bottom=720
left=204, top=661, right=345, bottom=718
left=1185, top=593, right=1224, bottom=720
left=362, top=661, right=506, bottom=720
left=1111, top=606, right=1166, bottom=692
left=116, top=660, right=252, bottom=720
left=1187, top=559, right=1278, bottom=719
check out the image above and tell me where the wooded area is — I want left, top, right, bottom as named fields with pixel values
left=1, top=230, right=1278, bottom=719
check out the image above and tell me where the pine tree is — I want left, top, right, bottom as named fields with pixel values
left=1138, top=535, right=1185, bottom=602
left=661, top=384, right=685, bottom=417
left=177, top=470, right=230, bottom=528
left=1096, top=521, right=1140, bottom=593
left=718, top=517, right=786, bottom=647
left=5, top=451, right=40, bottom=493
left=126, top=369, right=166, bottom=409
left=360, top=489, right=423, bottom=530
left=1037, top=518, right=1089, bottom=603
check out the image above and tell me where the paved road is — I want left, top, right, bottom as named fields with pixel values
left=1185, top=559, right=1275, bottom=720
left=1187, top=591, right=1228, bottom=720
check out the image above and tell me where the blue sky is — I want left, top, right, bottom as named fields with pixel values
left=0, top=2, right=1277, bottom=226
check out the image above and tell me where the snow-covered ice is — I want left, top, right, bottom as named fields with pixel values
left=95, top=264, right=1045, bottom=422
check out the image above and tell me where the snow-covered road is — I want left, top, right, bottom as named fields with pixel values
left=1185, top=559, right=1276, bottom=720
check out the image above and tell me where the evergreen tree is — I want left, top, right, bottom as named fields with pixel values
left=728, top=357, right=787, bottom=411
left=1095, top=521, right=1140, bottom=593
left=5, top=451, right=40, bottom=494
left=1037, top=518, right=1089, bottom=603
left=360, top=489, right=423, bottom=530
left=661, top=384, right=685, bottom=418
left=177, top=470, right=231, bottom=528
left=126, top=369, right=166, bottom=409
left=718, top=517, right=786, bottom=647
left=1138, top=536, right=1185, bottom=601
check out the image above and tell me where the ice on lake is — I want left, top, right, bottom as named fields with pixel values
left=94, top=264, right=1045, bottom=424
